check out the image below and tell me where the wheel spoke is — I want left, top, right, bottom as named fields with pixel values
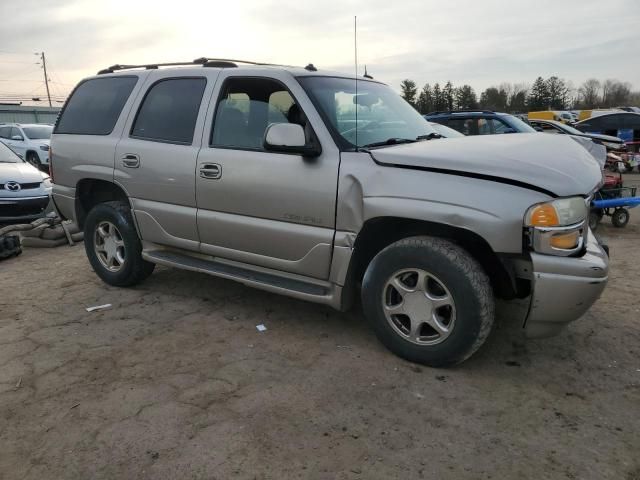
left=414, top=270, right=428, bottom=292
left=427, top=312, right=450, bottom=335
left=97, top=225, right=109, bottom=239
left=384, top=302, right=405, bottom=315
left=391, top=277, right=413, bottom=295
left=115, top=248, right=125, bottom=266
left=426, top=292, right=453, bottom=310
left=409, top=317, right=424, bottom=341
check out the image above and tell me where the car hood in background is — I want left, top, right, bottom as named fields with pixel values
left=579, top=132, right=623, bottom=143
left=0, top=161, right=46, bottom=184
left=369, top=133, right=602, bottom=197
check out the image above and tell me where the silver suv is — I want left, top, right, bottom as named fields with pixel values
left=50, top=58, right=608, bottom=366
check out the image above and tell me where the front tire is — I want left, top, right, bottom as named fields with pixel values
left=26, top=152, right=42, bottom=170
left=362, top=236, right=495, bottom=367
left=84, top=201, right=154, bottom=286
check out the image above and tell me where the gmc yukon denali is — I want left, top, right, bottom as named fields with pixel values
left=50, top=58, right=609, bottom=366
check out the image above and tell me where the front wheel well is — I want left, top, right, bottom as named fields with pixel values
left=75, top=179, right=129, bottom=229
left=344, top=217, right=521, bottom=305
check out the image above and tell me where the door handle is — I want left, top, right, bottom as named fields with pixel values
left=121, top=154, right=140, bottom=168
left=199, top=163, right=222, bottom=179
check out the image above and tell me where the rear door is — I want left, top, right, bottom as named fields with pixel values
left=114, top=69, right=220, bottom=251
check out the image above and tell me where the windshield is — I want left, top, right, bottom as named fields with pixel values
left=503, top=115, right=536, bottom=133
left=22, top=125, right=53, bottom=140
left=0, top=141, right=22, bottom=163
left=298, top=77, right=436, bottom=149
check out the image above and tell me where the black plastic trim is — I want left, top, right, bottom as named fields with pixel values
left=370, top=155, right=558, bottom=198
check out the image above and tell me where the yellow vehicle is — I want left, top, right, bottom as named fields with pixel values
left=528, top=111, right=574, bottom=124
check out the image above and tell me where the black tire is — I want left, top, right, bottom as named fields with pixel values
left=611, top=208, right=630, bottom=228
left=589, top=211, right=601, bottom=231
left=26, top=152, right=42, bottom=170
left=84, top=201, right=154, bottom=286
left=0, top=234, right=22, bottom=260
left=362, top=236, right=494, bottom=367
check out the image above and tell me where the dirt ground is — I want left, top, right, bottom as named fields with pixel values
left=1, top=177, right=639, bottom=480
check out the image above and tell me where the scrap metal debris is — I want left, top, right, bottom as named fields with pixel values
left=86, top=304, right=112, bottom=312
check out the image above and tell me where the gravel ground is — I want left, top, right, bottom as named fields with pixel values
left=1, top=176, right=639, bottom=480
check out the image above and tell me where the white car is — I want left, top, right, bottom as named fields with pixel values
left=0, top=123, right=53, bottom=171
left=0, top=141, right=52, bottom=224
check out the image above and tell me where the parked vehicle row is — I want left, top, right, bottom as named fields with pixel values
left=50, top=58, right=608, bottom=367
left=0, top=123, right=52, bottom=171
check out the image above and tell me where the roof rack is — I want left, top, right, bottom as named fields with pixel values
left=98, top=57, right=315, bottom=75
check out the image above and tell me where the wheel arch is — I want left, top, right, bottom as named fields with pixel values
left=341, top=216, right=520, bottom=309
left=75, top=178, right=130, bottom=229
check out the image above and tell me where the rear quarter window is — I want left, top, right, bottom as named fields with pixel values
left=54, top=76, right=138, bottom=135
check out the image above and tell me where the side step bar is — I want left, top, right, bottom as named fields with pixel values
left=143, top=250, right=341, bottom=308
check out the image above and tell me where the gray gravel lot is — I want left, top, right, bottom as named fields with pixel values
left=1, top=175, right=639, bottom=479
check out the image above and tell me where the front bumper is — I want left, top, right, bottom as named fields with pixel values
left=0, top=195, right=50, bottom=223
left=524, top=230, right=608, bottom=338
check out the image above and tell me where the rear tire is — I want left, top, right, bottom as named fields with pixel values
left=84, top=201, right=154, bottom=286
left=361, top=236, right=495, bottom=367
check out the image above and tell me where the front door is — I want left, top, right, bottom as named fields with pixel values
left=195, top=73, right=339, bottom=279
left=114, top=71, right=218, bottom=251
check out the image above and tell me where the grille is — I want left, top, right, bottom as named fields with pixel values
left=0, top=182, right=41, bottom=190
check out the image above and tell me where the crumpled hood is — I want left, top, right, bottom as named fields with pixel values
left=0, top=161, right=46, bottom=184
left=369, top=133, right=602, bottom=197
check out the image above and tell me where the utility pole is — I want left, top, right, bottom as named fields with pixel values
left=40, top=52, right=52, bottom=107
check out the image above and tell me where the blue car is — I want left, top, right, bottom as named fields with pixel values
left=423, top=110, right=536, bottom=136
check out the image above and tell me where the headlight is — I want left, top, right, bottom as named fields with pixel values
left=601, top=141, right=622, bottom=151
left=39, top=145, right=50, bottom=151
left=524, top=197, right=588, bottom=256
left=42, top=177, right=53, bottom=188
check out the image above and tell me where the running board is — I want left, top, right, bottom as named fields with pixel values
left=142, top=249, right=340, bottom=307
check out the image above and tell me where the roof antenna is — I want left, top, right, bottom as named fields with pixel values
left=364, top=65, right=373, bottom=79
left=354, top=15, right=358, bottom=149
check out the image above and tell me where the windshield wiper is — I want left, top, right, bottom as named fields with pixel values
left=417, top=133, right=442, bottom=140
left=361, top=138, right=417, bottom=149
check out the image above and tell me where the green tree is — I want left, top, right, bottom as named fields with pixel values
left=528, top=77, right=550, bottom=110
left=433, top=83, right=446, bottom=111
left=479, top=87, right=508, bottom=111
left=454, top=85, right=478, bottom=110
left=417, top=83, right=434, bottom=114
left=443, top=81, right=455, bottom=111
left=400, top=79, right=418, bottom=108
left=546, top=76, right=569, bottom=110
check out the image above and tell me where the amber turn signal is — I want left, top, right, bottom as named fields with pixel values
left=549, top=231, right=580, bottom=250
left=527, top=204, right=559, bottom=227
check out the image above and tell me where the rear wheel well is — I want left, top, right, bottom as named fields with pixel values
left=76, top=179, right=129, bottom=229
left=345, top=217, right=520, bottom=304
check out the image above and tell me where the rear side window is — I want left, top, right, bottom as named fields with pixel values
left=131, top=78, right=206, bottom=145
left=55, top=76, right=138, bottom=135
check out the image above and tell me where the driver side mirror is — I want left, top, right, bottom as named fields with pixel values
left=264, top=123, right=321, bottom=157
left=11, top=135, right=24, bottom=141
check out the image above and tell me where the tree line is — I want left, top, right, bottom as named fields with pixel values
left=400, top=77, right=640, bottom=114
